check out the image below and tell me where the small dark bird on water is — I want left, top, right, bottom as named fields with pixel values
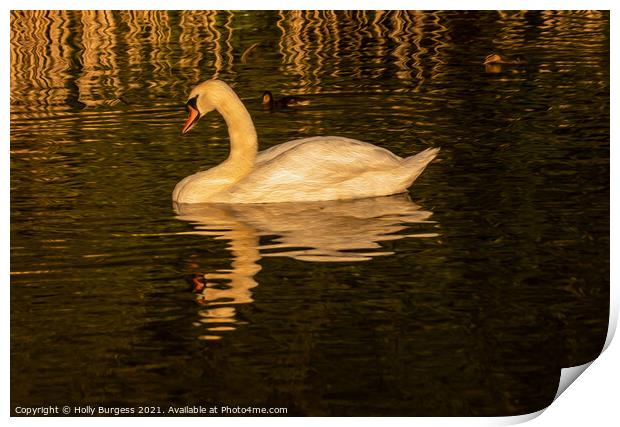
left=483, top=53, right=526, bottom=65
left=262, top=91, right=309, bottom=110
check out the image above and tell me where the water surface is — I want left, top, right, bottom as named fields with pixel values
left=11, top=10, right=609, bottom=416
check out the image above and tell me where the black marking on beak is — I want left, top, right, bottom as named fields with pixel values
left=186, top=95, right=198, bottom=112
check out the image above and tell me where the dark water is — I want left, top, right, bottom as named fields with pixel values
left=10, top=10, right=609, bottom=416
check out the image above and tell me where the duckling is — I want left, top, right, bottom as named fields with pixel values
left=262, top=91, right=308, bottom=110
left=483, top=53, right=525, bottom=65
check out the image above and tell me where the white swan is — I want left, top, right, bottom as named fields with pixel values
left=173, top=80, right=439, bottom=204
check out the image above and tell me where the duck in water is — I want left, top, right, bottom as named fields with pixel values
left=261, top=90, right=308, bottom=110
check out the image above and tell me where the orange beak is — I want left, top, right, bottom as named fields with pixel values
left=182, top=104, right=200, bottom=135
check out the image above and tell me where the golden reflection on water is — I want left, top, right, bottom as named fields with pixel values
left=78, top=11, right=122, bottom=107
left=175, top=194, right=438, bottom=340
left=10, top=10, right=609, bottom=114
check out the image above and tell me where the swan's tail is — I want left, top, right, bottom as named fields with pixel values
left=402, top=147, right=440, bottom=183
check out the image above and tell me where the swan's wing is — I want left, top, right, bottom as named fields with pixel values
left=256, top=136, right=402, bottom=172
left=256, top=136, right=329, bottom=164
left=224, top=137, right=408, bottom=202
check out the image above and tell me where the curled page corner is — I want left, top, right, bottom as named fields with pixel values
left=554, top=361, right=594, bottom=401
left=543, top=290, right=620, bottom=412
left=602, top=287, right=618, bottom=352
left=497, top=318, right=615, bottom=425
left=493, top=361, right=596, bottom=426
left=549, top=300, right=616, bottom=407
left=493, top=408, right=545, bottom=425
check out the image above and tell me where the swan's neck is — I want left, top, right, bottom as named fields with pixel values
left=216, top=92, right=258, bottom=181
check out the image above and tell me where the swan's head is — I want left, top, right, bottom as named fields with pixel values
left=182, top=80, right=235, bottom=134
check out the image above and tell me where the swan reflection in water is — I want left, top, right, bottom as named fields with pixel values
left=174, top=194, right=439, bottom=340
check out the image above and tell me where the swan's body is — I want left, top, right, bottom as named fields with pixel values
left=173, top=80, right=439, bottom=204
